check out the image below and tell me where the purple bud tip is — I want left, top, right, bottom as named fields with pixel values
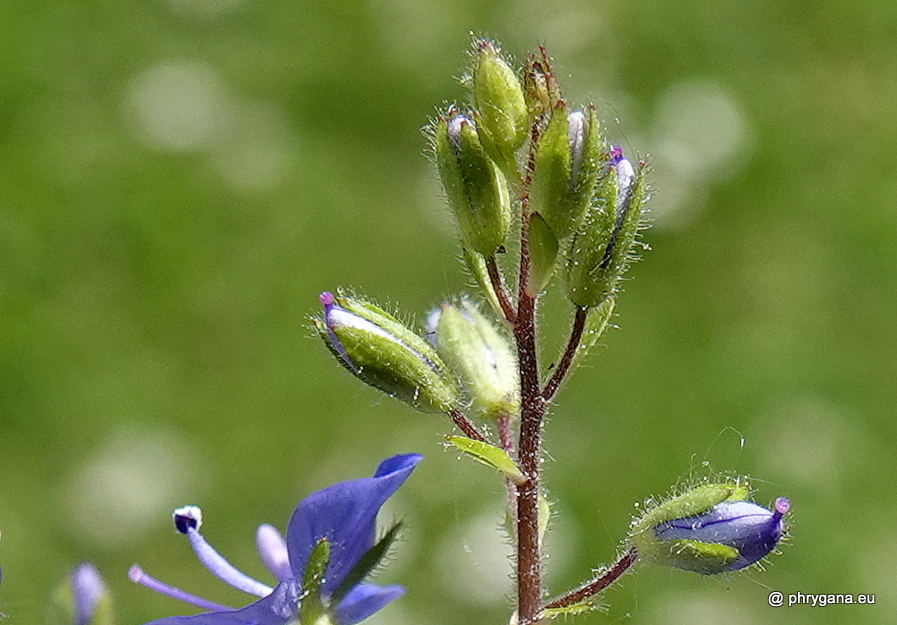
left=319, top=291, right=335, bottom=307
left=774, top=497, right=790, bottom=517
left=610, top=145, right=624, bottom=163
left=172, top=506, right=202, bottom=534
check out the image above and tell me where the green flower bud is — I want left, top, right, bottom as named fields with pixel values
left=316, top=292, right=461, bottom=413
left=564, top=146, right=646, bottom=308
left=531, top=105, right=604, bottom=242
left=427, top=300, right=519, bottom=420
left=434, top=113, right=512, bottom=256
left=468, top=39, right=529, bottom=178
left=631, top=480, right=790, bottom=575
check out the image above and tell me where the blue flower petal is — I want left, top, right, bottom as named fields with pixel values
left=140, top=581, right=301, bottom=625
left=286, top=453, right=422, bottom=594
left=332, top=583, right=405, bottom=625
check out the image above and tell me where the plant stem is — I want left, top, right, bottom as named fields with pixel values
left=447, top=408, right=487, bottom=443
left=496, top=412, right=518, bottom=523
left=514, top=291, right=544, bottom=625
left=542, top=547, right=638, bottom=610
left=486, top=254, right=517, bottom=324
left=496, top=412, right=516, bottom=456
left=514, top=115, right=547, bottom=625
left=542, top=306, right=588, bottom=401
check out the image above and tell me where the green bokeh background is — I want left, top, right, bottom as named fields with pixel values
left=2, top=1, right=895, bottom=624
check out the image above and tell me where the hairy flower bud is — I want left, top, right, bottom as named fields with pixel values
left=527, top=105, right=603, bottom=295
left=315, top=292, right=461, bottom=413
left=531, top=105, right=603, bottom=242
left=564, top=146, right=646, bottom=308
left=426, top=300, right=519, bottom=420
left=631, top=481, right=790, bottom=575
left=468, top=39, right=529, bottom=177
left=434, top=113, right=512, bottom=256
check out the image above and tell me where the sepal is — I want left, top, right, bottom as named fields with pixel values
left=299, top=538, right=330, bottom=625
left=525, top=212, right=560, bottom=296
left=460, top=247, right=504, bottom=318
left=570, top=297, right=616, bottom=370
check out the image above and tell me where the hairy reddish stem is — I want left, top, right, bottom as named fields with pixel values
left=486, top=254, right=517, bottom=324
left=447, top=408, right=487, bottom=443
left=514, top=115, right=548, bottom=625
left=542, top=306, right=588, bottom=401
left=543, top=547, right=638, bottom=610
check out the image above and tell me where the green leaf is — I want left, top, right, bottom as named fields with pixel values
left=447, top=435, right=525, bottom=484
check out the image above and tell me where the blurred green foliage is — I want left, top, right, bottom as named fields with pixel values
left=1, top=1, right=895, bottom=624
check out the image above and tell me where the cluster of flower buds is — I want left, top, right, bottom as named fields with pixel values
left=427, top=39, right=646, bottom=306
left=316, top=290, right=523, bottom=425
left=308, top=39, right=789, bottom=620
left=630, top=480, right=790, bottom=575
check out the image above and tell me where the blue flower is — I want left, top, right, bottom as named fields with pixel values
left=131, top=453, right=423, bottom=625
left=71, top=562, right=108, bottom=625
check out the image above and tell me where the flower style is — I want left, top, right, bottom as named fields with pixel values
left=131, top=453, right=423, bottom=625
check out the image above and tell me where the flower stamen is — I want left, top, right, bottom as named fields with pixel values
left=173, top=506, right=273, bottom=597
left=128, top=565, right=233, bottom=612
